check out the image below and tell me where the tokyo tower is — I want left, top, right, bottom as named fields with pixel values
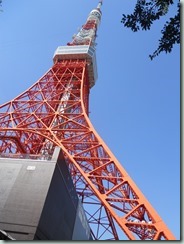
left=0, top=1, right=176, bottom=240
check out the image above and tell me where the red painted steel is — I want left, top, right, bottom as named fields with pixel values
left=0, top=1, right=176, bottom=241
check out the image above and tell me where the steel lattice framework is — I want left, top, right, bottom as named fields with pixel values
left=0, top=1, right=175, bottom=240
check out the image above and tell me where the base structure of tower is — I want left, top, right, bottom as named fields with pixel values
left=0, top=1, right=176, bottom=240
left=0, top=147, right=91, bottom=240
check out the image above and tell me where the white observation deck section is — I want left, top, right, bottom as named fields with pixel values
left=53, top=45, right=98, bottom=88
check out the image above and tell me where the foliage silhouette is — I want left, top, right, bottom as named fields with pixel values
left=121, top=0, right=180, bottom=59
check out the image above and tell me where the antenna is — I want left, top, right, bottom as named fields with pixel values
left=97, top=0, right=103, bottom=10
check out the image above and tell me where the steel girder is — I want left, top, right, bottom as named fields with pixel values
left=0, top=60, right=175, bottom=240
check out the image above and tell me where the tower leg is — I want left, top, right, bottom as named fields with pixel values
left=0, top=60, right=175, bottom=240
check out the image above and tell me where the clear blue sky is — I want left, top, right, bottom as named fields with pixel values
left=0, top=0, right=180, bottom=240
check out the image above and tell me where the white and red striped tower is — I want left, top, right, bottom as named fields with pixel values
left=0, top=1, right=175, bottom=240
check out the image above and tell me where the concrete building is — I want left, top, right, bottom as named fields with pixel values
left=0, top=147, right=91, bottom=240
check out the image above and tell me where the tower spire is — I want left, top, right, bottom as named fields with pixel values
left=97, top=0, right=103, bottom=10
left=67, top=1, right=102, bottom=47
left=54, top=2, right=103, bottom=88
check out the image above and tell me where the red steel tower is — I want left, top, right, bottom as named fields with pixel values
left=0, top=1, right=175, bottom=240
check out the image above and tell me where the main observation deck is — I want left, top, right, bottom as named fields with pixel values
left=53, top=45, right=98, bottom=88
